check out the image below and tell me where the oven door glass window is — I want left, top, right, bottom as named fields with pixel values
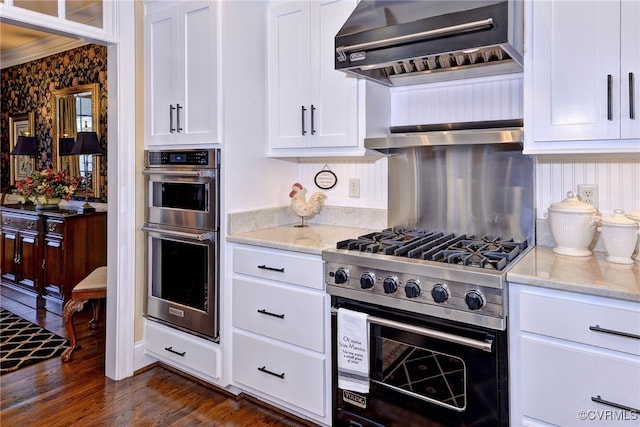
left=376, top=337, right=466, bottom=411
left=152, top=181, right=207, bottom=211
left=150, top=237, right=209, bottom=312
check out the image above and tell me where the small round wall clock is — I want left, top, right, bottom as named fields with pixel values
left=314, top=165, right=337, bottom=190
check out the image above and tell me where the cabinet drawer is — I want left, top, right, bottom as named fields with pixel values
left=44, top=219, right=64, bottom=236
left=232, top=278, right=326, bottom=352
left=232, top=246, right=324, bottom=290
left=233, top=331, right=326, bottom=417
left=522, top=336, right=640, bottom=426
left=520, top=289, right=640, bottom=356
left=145, top=321, right=220, bottom=380
left=1, top=213, right=39, bottom=231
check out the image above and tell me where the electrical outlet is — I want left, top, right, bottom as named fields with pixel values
left=578, top=184, right=598, bottom=209
left=349, top=178, right=360, bottom=198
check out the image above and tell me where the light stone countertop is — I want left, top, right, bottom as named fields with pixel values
left=226, top=224, right=377, bottom=255
left=507, top=246, right=640, bottom=302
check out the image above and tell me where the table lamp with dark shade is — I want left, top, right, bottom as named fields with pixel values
left=71, top=131, right=104, bottom=213
left=58, top=137, right=76, bottom=156
left=10, top=135, right=38, bottom=156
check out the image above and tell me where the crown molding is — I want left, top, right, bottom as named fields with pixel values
left=1, top=35, right=88, bottom=69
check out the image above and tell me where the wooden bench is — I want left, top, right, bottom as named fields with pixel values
left=61, top=266, right=107, bottom=362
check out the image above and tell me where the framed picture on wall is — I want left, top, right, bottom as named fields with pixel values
left=9, top=112, right=36, bottom=185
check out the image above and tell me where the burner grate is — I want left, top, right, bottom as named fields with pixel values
left=337, top=229, right=527, bottom=271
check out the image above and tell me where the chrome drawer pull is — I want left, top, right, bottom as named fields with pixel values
left=257, top=264, right=285, bottom=273
left=589, top=325, right=640, bottom=341
left=591, top=395, right=639, bottom=413
left=257, top=309, right=285, bottom=319
left=257, top=366, right=285, bottom=379
left=164, top=346, right=186, bottom=357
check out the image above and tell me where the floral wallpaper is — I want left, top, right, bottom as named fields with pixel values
left=1, top=44, right=108, bottom=202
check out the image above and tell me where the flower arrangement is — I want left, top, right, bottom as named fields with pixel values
left=13, top=169, right=79, bottom=204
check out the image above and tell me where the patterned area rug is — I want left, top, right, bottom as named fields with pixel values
left=0, top=308, right=69, bottom=374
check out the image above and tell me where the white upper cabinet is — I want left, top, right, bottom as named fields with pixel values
left=524, top=0, right=640, bottom=154
left=144, top=1, right=219, bottom=147
left=267, top=0, right=389, bottom=157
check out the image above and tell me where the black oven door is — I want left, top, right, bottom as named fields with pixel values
left=332, top=298, right=508, bottom=427
left=143, top=169, right=218, bottom=231
left=143, top=224, right=218, bottom=340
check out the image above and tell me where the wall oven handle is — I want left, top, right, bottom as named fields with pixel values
left=589, top=324, right=640, bottom=341
left=591, top=395, right=639, bottom=413
left=142, top=226, right=215, bottom=242
left=332, top=308, right=494, bottom=352
left=142, top=169, right=215, bottom=178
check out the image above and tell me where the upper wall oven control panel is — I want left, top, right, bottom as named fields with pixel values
left=146, top=149, right=219, bottom=168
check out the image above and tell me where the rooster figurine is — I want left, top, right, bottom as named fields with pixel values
left=289, top=182, right=327, bottom=227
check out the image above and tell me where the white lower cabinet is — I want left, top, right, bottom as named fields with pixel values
left=509, top=284, right=640, bottom=426
left=144, top=320, right=221, bottom=383
left=231, top=244, right=330, bottom=425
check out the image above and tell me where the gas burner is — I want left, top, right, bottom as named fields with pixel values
left=337, top=229, right=527, bottom=271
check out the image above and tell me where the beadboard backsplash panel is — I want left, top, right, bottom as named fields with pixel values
left=536, top=156, right=640, bottom=218
left=390, top=74, right=523, bottom=125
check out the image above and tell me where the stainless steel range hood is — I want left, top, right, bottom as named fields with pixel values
left=335, top=1, right=523, bottom=86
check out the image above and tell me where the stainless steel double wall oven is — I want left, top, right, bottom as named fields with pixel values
left=142, top=149, right=220, bottom=340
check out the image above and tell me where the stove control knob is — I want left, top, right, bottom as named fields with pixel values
left=431, top=284, right=449, bottom=303
left=360, top=272, right=376, bottom=289
left=405, top=279, right=421, bottom=298
left=465, top=290, right=486, bottom=311
left=383, top=276, right=398, bottom=294
left=334, top=268, right=349, bottom=285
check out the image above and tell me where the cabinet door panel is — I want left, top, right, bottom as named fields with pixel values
left=18, top=233, right=39, bottom=290
left=532, top=1, right=620, bottom=141
left=268, top=2, right=312, bottom=149
left=177, top=2, right=218, bottom=144
left=145, top=7, right=178, bottom=146
left=312, top=0, right=358, bottom=148
left=43, top=238, right=64, bottom=299
left=1, top=231, right=18, bottom=283
left=621, top=0, right=640, bottom=139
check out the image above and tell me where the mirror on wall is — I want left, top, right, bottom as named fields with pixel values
left=52, top=83, right=102, bottom=199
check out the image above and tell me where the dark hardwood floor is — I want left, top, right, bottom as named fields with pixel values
left=0, top=296, right=312, bottom=426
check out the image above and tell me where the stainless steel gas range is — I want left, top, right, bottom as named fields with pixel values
left=324, top=123, right=534, bottom=427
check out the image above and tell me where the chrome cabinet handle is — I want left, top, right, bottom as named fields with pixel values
left=164, top=346, right=186, bottom=357
left=630, top=72, right=636, bottom=120
left=14, top=254, right=21, bottom=264
left=311, top=104, right=316, bottom=135
left=42, top=259, right=46, bottom=269
left=3, top=218, right=10, bottom=225
left=48, top=223, right=56, bottom=232
left=589, top=324, right=640, bottom=340
left=257, top=264, right=285, bottom=273
left=169, top=105, right=176, bottom=133
left=176, top=104, right=183, bottom=133
left=26, top=221, right=34, bottom=230
left=257, top=366, right=285, bottom=379
left=257, top=309, right=285, bottom=319
left=591, top=395, right=639, bottom=413
left=607, top=74, right=613, bottom=121
left=301, top=105, right=307, bottom=135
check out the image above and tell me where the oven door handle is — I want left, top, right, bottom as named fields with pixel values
left=142, top=169, right=216, bottom=179
left=332, top=308, right=494, bottom=352
left=142, top=226, right=216, bottom=242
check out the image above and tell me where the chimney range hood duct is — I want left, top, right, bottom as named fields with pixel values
left=335, top=1, right=523, bottom=87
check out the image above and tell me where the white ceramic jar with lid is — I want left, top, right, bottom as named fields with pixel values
left=546, top=191, right=600, bottom=256
left=597, top=209, right=639, bottom=264
left=625, top=210, right=640, bottom=261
